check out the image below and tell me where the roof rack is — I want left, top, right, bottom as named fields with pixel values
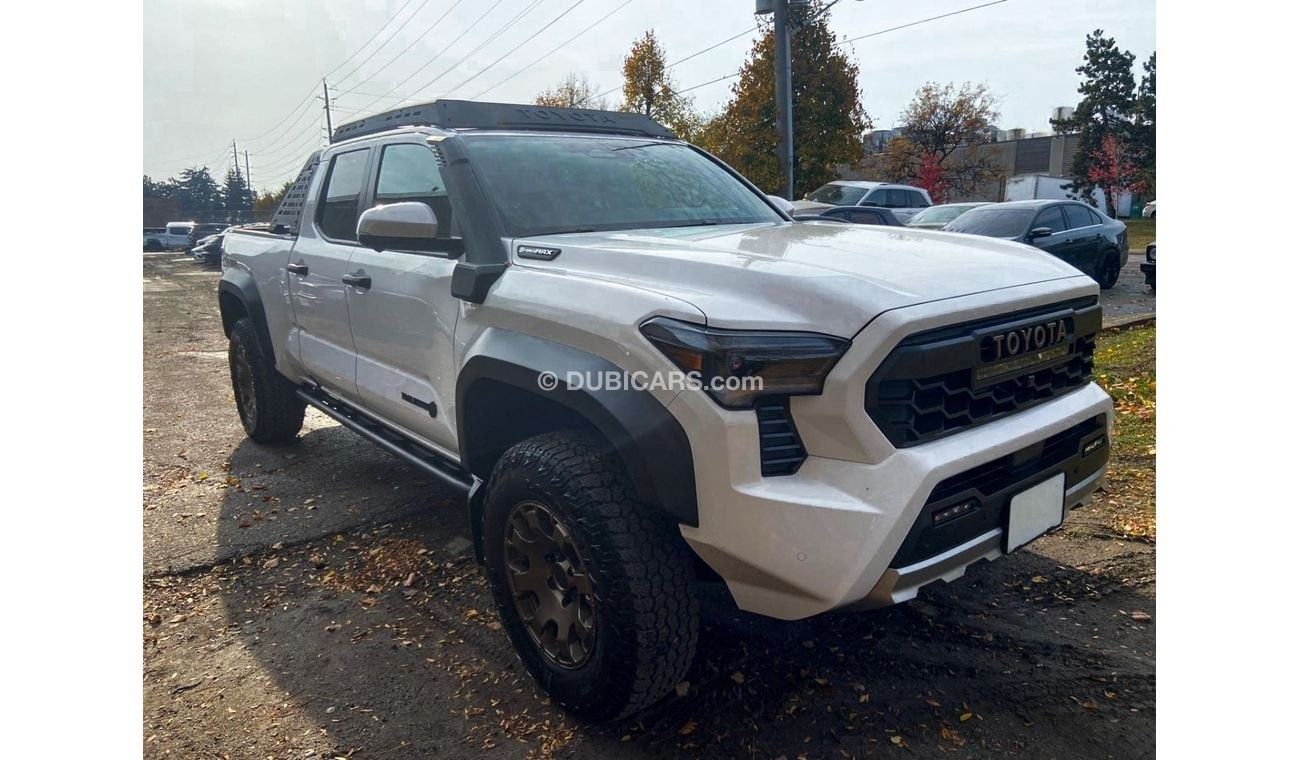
left=330, top=100, right=675, bottom=144
left=269, top=150, right=321, bottom=234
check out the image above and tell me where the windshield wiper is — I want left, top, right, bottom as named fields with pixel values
left=609, top=141, right=679, bottom=152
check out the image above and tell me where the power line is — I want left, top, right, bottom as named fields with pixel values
left=332, top=0, right=439, bottom=88
left=334, top=0, right=470, bottom=99
left=322, top=0, right=422, bottom=80
left=584, top=23, right=759, bottom=106
left=839, top=0, right=1007, bottom=45
left=470, top=0, right=634, bottom=100
left=344, top=0, right=509, bottom=117
left=442, top=0, right=588, bottom=99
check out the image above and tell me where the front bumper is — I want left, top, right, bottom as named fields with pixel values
left=1140, top=261, right=1156, bottom=287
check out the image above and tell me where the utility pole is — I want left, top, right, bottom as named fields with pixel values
left=244, top=149, right=253, bottom=222
left=322, top=79, right=334, bottom=142
left=759, top=0, right=796, bottom=199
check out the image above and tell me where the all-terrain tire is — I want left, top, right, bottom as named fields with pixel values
left=228, top=317, right=305, bottom=444
left=482, top=430, right=699, bottom=722
left=1096, top=250, right=1121, bottom=289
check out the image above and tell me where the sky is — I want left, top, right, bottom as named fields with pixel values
left=143, top=0, right=1155, bottom=191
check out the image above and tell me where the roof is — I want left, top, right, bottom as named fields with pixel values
left=331, top=100, right=675, bottom=144
left=993, top=199, right=1087, bottom=208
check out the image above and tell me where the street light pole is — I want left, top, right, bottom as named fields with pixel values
left=771, top=0, right=795, bottom=199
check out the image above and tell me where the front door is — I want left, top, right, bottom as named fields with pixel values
left=346, top=140, right=463, bottom=456
left=1027, top=205, right=1072, bottom=263
left=287, top=145, right=373, bottom=403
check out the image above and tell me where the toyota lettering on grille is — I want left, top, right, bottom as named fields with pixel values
left=985, top=319, right=1068, bottom=362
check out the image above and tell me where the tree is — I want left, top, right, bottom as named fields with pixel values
left=1086, top=134, right=1146, bottom=217
left=1131, top=52, right=1156, bottom=193
left=619, top=30, right=700, bottom=139
left=222, top=167, right=252, bottom=223
left=879, top=82, right=1001, bottom=200
left=537, top=73, right=607, bottom=110
left=697, top=3, right=869, bottom=197
left=1052, top=30, right=1137, bottom=205
left=172, top=166, right=222, bottom=220
left=253, top=181, right=293, bottom=222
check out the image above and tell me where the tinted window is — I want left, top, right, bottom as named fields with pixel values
left=374, top=144, right=457, bottom=239
left=1032, top=206, right=1067, bottom=234
left=848, top=210, right=885, bottom=225
left=1063, top=204, right=1096, bottom=229
left=462, top=134, right=782, bottom=237
left=807, top=183, right=868, bottom=205
left=886, top=189, right=910, bottom=208
left=317, top=148, right=369, bottom=241
left=1087, top=207, right=1105, bottom=225
left=907, top=204, right=971, bottom=226
left=907, top=190, right=930, bottom=207
left=943, top=207, right=1035, bottom=237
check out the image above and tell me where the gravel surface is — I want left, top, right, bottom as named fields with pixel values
left=143, top=254, right=1154, bottom=758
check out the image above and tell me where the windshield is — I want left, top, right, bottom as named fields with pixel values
left=909, top=205, right=974, bottom=226
left=461, top=134, right=782, bottom=236
left=805, top=183, right=868, bottom=205
left=943, top=207, right=1034, bottom=237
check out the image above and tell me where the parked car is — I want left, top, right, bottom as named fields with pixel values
left=191, top=232, right=226, bottom=265
left=905, top=202, right=990, bottom=230
left=143, top=227, right=167, bottom=251
left=814, top=205, right=903, bottom=226
left=1142, top=200, right=1156, bottom=219
left=1141, top=240, right=1155, bottom=292
left=791, top=181, right=932, bottom=222
left=220, top=100, right=1111, bottom=721
left=189, top=223, right=229, bottom=248
left=942, top=200, right=1129, bottom=288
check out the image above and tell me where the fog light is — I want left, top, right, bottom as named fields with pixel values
left=933, top=499, right=978, bottom=526
left=1083, top=435, right=1106, bottom=457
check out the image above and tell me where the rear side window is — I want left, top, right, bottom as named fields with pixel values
left=374, top=144, right=458, bottom=239
left=1063, top=204, right=1095, bottom=229
left=1087, top=207, right=1105, bottom=225
left=317, top=148, right=370, bottom=241
left=848, top=210, right=884, bottom=224
left=1033, top=206, right=1068, bottom=233
left=886, top=189, right=909, bottom=208
left=907, top=190, right=930, bottom=207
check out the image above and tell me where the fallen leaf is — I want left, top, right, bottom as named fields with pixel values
left=960, top=712, right=972, bottom=722
left=1130, top=611, right=1151, bottom=622
left=731, top=671, right=746, bottom=684
left=675, top=681, right=690, bottom=697
left=679, top=719, right=697, bottom=736
left=262, top=558, right=279, bottom=569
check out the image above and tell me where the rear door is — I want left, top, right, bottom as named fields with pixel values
left=1061, top=203, right=1105, bottom=273
left=287, top=145, right=374, bottom=402
left=345, top=139, right=463, bottom=455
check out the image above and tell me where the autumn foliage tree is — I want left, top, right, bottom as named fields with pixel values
left=1086, top=134, right=1146, bottom=217
left=880, top=82, right=1001, bottom=199
left=1052, top=30, right=1141, bottom=205
left=537, top=73, right=607, bottom=110
left=696, top=3, right=869, bottom=197
left=619, top=30, right=699, bottom=139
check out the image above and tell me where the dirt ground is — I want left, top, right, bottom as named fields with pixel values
left=143, top=253, right=1155, bottom=759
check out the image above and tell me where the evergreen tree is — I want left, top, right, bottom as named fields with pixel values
left=173, top=166, right=222, bottom=220
left=1052, top=30, right=1137, bottom=205
left=222, top=167, right=253, bottom=223
left=1132, top=53, right=1156, bottom=193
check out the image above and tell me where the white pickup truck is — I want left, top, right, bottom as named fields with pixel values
left=218, top=100, right=1112, bottom=721
left=143, top=221, right=197, bottom=251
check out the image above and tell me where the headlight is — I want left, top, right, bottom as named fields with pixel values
left=1146, top=245, right=1156, bottom=262
left=639, top=317, right=850, bottom=408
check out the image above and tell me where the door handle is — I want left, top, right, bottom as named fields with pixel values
left=286, top=262, right=309, bottom=276
left=342, top=271, right=372, bottom=289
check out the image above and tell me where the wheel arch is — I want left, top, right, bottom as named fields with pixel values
left=218, top=270, right=276, bottom=363
left=457, top=332, right=699, bottom=556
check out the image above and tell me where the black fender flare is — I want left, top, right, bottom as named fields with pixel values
left=217, top=270, right=276, bottom=363
left=457, top=331, right=698, bottom=529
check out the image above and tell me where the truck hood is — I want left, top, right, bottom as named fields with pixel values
left=515, top=222, right=1087, bottom=337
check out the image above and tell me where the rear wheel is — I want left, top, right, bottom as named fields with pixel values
left=482, top=430, right=698, bottom=721
left=228, top=318, right=304, bottom=444
left=144, top=239, right=162, bottom=252
left=1095, top=250, right=1121, bottom=289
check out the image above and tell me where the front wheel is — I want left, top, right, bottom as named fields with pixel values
left=482, top=430, right=699, bottom=721
left=1095, top=251, right=1121, bottom=289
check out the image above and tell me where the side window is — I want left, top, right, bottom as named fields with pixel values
left=887, top=189, right=909, bottom=208
left=1063, top=204, right=1095, bottom=229
left=907, top=190, right=930, bottom=207
left=1033, top=206, right=1067, bottom=233
left=1086, top=207, right=1105, bottom=225
left=849, top=210, right=880, bottom=224
left=374, top=143, right=458, bottom=239
left=316, top=148, right=370, bottom=241
left=864, top=189, right=888, bottom=206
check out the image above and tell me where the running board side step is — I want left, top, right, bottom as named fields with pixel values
left=296, top=386, right=474, bottom=493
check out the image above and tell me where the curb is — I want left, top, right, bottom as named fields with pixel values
left=1101, top=313, right=1155, bottom=333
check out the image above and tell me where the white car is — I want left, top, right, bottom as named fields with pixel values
left=1142, top=200, right=1156, bottom=219
left=219, top=101, right=1112, bottom=722
left=792, top=180, right=933, bottom=222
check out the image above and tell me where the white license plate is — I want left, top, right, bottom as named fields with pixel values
left=1006, top=473, right=1066, bottom=551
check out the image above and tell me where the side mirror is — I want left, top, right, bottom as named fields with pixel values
left=767, top=194, right=796, bottom=215
left=1027, top=226, right=1054, bottom=240
left=357, top=202, right=438, bottom=252
left=860, top=200, right=881, bottom=208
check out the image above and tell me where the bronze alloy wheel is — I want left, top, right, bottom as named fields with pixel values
left=503, top=499, right=597, bottom=669
left=232, top=343, right=257, bottom=428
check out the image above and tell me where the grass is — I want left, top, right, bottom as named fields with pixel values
left=1124, top=218, right=1156, bottom=250
left=1093, top=322, right=1156, bottom=541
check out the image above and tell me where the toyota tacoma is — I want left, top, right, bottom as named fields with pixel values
left=217, top=100, right=1112, bottom=721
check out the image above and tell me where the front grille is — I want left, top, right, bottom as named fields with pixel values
left=866, top=298, right=1101, bottom=448
left=756, top=398, right=806, bottom=476
left=890, top=414, right=1108, bottom=567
